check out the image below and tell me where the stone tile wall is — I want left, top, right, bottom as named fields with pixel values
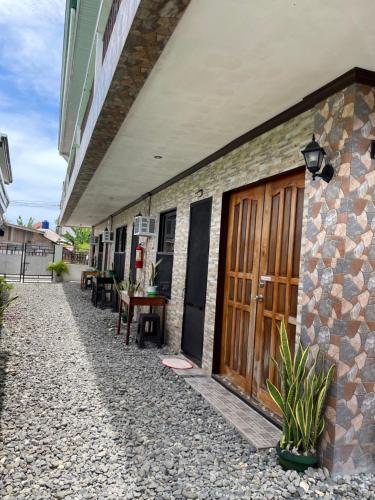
left=300, top=83, right=375, bottom=475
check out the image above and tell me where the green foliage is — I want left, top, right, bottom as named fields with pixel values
left=17, top=216, right=34, bottom=228
left=0, top=295, right=18, bottom=326
left=46, top=260, right=69, bottom=276
left=114, top=277, right=141, bottom=296
left=0, top=276, right=14, bottom=294
left=148, top=259, right=162, bottom=286
left=266, top=319, right=335, bottom=455
left=63, top=227, right=91, bottom=251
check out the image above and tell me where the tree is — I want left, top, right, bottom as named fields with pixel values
left=63, top=227, right=91, bottom=251
left=17, top=216, right=34, bottom=228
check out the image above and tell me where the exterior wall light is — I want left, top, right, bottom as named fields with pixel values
left=301, top=135, right=334, bottom=182
left=370, top=140, right=375, bottom=159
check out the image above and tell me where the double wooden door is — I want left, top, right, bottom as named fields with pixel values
left=220, top=170, right=304, bottom=411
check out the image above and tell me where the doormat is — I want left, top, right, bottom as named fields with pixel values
left=162, top=358, right=193, bottom=370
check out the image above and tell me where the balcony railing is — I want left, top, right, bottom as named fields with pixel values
left=102, top=0, right=122, bottom=61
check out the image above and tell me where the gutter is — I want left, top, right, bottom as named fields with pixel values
left=58, top=2, right=78, bottom=155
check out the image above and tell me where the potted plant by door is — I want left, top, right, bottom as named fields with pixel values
left=46, top=260, right=69, bottom=282
left=146, top=259, right=162, bottom=296
left=266, top=319, right=335, bottom=472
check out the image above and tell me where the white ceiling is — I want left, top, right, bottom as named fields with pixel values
left=68, top=0, right=375, bottom=225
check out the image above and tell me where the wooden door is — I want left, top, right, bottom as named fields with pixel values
left=253, top=171, right=305, bottom=409
left=219, top=185, right=265, bottom=392
left=220, top=170, right=305, bottom=410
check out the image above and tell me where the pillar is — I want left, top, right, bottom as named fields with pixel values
left=301, top=83, right=375, bottom=475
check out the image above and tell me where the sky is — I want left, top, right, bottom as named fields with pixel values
left=0, top=0, right=66, bottom=227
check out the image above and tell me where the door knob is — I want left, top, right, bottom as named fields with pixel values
left=255, top=294, right=264, bottom=302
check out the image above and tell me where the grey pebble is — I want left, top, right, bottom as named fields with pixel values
left=1, top=283, right=374, bottom=499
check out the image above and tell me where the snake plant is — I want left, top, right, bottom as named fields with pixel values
left=266, top=319, right=335, bottom=455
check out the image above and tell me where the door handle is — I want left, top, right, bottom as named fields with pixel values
left=255, top=294, right=264, bottom=303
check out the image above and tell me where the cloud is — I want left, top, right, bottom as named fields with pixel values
left=0, top=0, right=65, bottom=101
left=2, top=107, right=66, bottom=225
left=0, top=1, right=66, bottom=226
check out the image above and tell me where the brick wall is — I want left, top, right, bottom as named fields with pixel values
left=95, top=108, right=314, bottom=359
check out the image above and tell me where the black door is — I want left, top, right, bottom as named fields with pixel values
left=97, top=235, right=104, bottom=271
left=181, top=198, right=212, bottom=365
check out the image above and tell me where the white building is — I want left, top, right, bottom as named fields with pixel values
left=0, top=133, right=12, bottom=225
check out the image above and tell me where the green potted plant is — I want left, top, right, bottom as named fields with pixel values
left=0, top=276, right=14, bottom=306
left=146, top=259, right=162, bottom=296
left=114, top=277, right=141, bottom=323
left=46, top=260, right=69, bottom=282
left=266, top=319, right=335, bottom=472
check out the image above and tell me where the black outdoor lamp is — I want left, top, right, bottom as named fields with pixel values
left=301, top=134, right=334, bottom=182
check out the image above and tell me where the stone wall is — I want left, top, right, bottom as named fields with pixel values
left=94, top=108, right=314, bottom=362
left=301, top=83, right=375, bottom=475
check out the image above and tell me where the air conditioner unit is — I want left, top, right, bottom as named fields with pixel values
left=133, top=216, right=157, bottom=237
left=102, top=229, right=114, bottom=243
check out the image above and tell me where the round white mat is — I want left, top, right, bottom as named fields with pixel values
left=162, top=358, right=193, bottom=370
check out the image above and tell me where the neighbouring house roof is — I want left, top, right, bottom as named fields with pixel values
left=3, top=223, right=69, bottom=245
left=0, top=133, right=13, bottom=184
left=5, top=222, right=43, bottom=234
left=42, top=228, right=69, bottom=245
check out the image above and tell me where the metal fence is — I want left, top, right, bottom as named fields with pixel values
left=0, top=242, right=55, bottom=282
left=62, top=250, right=89, bottom=265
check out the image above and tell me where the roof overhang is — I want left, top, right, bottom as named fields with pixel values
left=61, top=0, right=375, bottom=226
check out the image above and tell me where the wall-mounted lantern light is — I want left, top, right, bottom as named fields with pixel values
left=301, top=135, right=334, bottom=183
left=370, top=140, right=375, bottom=159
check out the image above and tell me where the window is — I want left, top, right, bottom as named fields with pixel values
left=156, top=209, right=176, bottom=298
left=114, top=225, right=127, bottom=281
left=158, top=210, right=176, bottom=253
left=115, top=225, right=126, bottom=253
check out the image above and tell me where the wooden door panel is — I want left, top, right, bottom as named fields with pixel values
left=254, top=171, right=305, bottom=407
left=220, top=185, right=265, bottom=391
left=219, top=169, right=305, bottom=413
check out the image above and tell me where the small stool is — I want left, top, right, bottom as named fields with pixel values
left=99, top=286, right=114, bottom=309
left=85, top=276, right=93, bottom=289
left=137, top=313, right=162, bottom=348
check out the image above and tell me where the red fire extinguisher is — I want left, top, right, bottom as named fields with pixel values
left=135, top=244, right=144, bottom=269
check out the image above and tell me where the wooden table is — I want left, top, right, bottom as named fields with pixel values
left=117, top=291, right=167, bottom=345
left=80, top=270, right=99, bottom=289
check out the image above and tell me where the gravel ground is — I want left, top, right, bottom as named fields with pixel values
left=0, top=283, right=374, bottom=499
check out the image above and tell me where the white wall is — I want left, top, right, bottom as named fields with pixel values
left=62, top=263, right=91, bottom=282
